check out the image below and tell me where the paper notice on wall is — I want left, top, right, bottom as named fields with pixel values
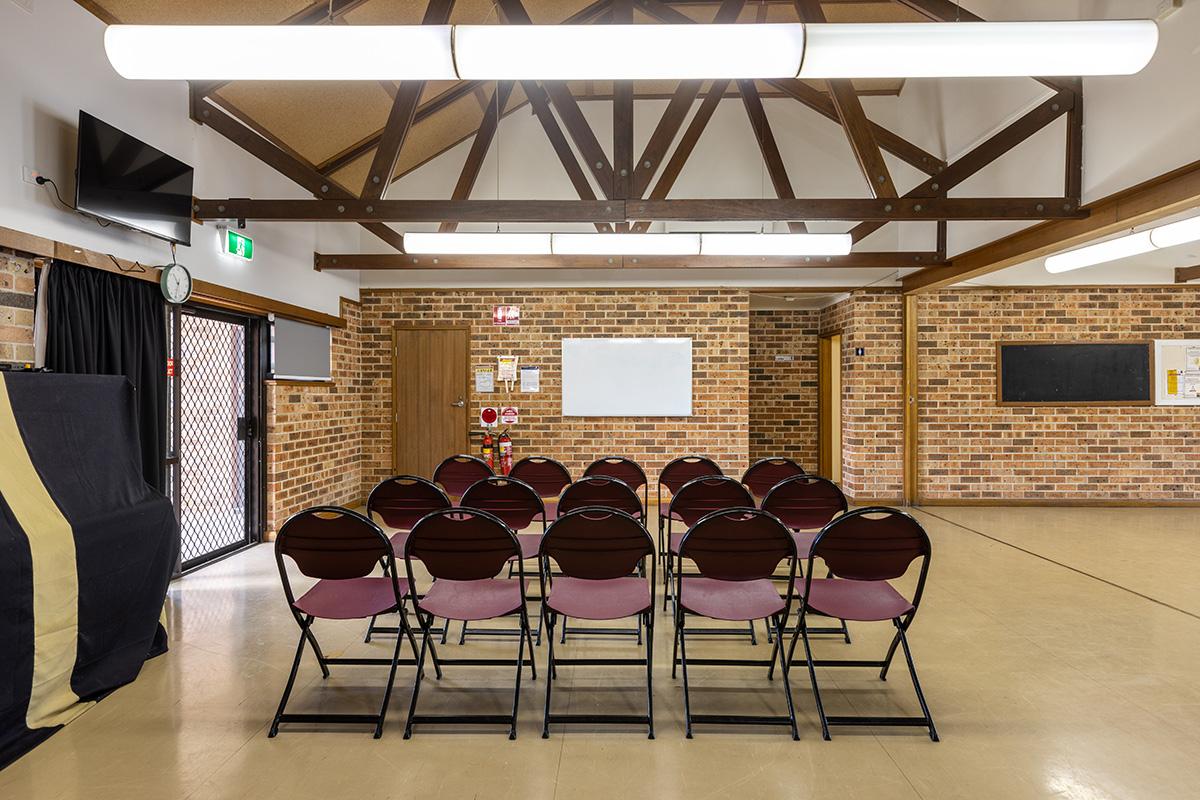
left=1186, top=373, right=1200, bottom=398
left=1187, top=346, right=1200, bottom=372
left=475, top=368, right=495, bottom=393
left=520, top=366, right=540, bottom=393
left=1166, top=369, right=1180, bottom=397
left=497, top=355, right=518, bottom=382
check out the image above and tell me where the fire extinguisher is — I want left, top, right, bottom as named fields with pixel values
left=481, top=429, right=495, bottom=470
left=498, top=429, right=513, bottom=475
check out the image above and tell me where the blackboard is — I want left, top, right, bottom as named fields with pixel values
left=997, top=342, right=1152, bottom=405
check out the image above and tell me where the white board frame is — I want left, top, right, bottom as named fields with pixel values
left=561, top=337, right=692, bottom=417
left=1154, top=338, right=1200, bottom=406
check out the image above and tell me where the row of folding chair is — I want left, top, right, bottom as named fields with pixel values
left=269, top=502, right=938, bottom=741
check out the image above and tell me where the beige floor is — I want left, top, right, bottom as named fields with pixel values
left=4, top=507, right=1200, bottom=799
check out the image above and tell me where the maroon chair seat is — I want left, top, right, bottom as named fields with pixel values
left=679, top=577, right=785, bottom=622
left=270, top=506, right=430, bottom=739
left=461, top=476, right=545, bottom=533
left=433, top=454, right=494, bottom=499
left=803, top=578, right=914, bottom=622
left=584, top=457, right=649, bottom=519
left=546, top=577, right=650, bottom=621
left=517, top=533, right=541, bottom=560
left=793, top=531, right=819, bottom=557
left=741, top=457, right=806, bottom=502
left=656, top=456, right=723, bottom=552
left=509, top=457, right=572, bottom=516
left=294, top=577, right=402, bottom=620
left=368, top=475, right=452, bottom=533
left=419, top=579, right=525, bottom=621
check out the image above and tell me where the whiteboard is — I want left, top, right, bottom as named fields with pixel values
left=562, top=338, right=692, bottom=416
left=1154, top=339, right=1200, bottom=406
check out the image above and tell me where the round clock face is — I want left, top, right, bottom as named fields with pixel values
left=161, top=263, right=192, bottom=304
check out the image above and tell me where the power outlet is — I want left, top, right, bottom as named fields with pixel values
left=22, top=166, right=42, bottom=185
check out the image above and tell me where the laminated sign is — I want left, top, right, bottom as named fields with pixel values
left=500, top=407, right=519, bottom=425
left=493, top=305, right=520, bottom=326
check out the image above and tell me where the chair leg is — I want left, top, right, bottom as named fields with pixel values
left=373, top=624, right=406, bottom=739
left=895, top=621, right=939, bottom=742
left=677, top=613, right=694, bottom=739
left=671, top=611, right=682, bottom=680
left=747, top=619, right=758, bottom=646
left=645, top=611, right=656, bottom=740
left=300, top=617, right=331, bottom=679
left=364, top=614, right=377, bottom=644
left=458, top=620, right=469, bottom=645
left=510, top=612, right=530, bottom=740
left=542, top=610, right=556, bottom=738
left=879, top=627, right=904, bottom=681
left=399, top=603, right=441, bottom=680
left=403, top=614, right=434, bottom=740
left=269, top=625, right=310, bottom=737
left=771, top=614, right=799, bottom=741
left=799, top=621, right=831, bottom=741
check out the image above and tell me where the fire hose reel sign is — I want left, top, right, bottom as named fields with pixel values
left=500, top=406, right=518, bottom=425
left=480, top=406, right=499, bottom=427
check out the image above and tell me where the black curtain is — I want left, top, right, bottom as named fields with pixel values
left=44, top=261, right=168, bottom=493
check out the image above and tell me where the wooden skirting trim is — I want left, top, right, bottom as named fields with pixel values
left=917, top=498, right=1200, bottom=508
left=0, top=224, right=344, bottom=328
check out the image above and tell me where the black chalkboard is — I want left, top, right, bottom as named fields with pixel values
left=998, top=342, right=1152, bottom=405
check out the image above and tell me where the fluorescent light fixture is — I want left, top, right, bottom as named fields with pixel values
left=453, top=24, right=805, bottom=80
left=700, top=233, right=852, bottom=256
left=1044, top=230, right=1155, bottom=273
left=798, top=21, right=1158, bottom=78
left=1148, top=215, right=1200, bottom=249
left=551, top=233, right=701, bottom=256
left=104, top=25, right=457, bottom=80
left=403, top=232, right=552, bottom=255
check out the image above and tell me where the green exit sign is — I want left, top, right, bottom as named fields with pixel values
left=222, top=229, right=254, bottom=260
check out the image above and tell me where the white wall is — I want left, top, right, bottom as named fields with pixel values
left=0, top=0, right=359, bottom=316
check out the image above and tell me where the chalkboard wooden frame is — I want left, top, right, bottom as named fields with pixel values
left=995, top=340, right=1154, bottom=406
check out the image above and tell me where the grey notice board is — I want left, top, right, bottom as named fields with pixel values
left=997, top=342, right=1152, bottom=405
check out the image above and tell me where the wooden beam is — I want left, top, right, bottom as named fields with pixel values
left=632, top=79, right=730, bottom=232
left=849, top=89, right=1075, bottom=242
left=360, top=0, right=456, bottom=200
left=439, top=82, right=515, bottom=233
left=198, top=196, right=1083, bottom=223
left=190, top=91, right=405, bottom=252
left=1064, top=79, right=1084, bottom=201
left=612, top=0, right=633, bottom=210
left=314, top=251, right=945, bottom=270
left=738, top=80, right=808, bottom=233
left=902, top=293, right=919, bottom=505
left=1176, top=264, right=1200, bottom=283
left=904, top=159, right=1200, bottom=292
left=793, top=0, right=897, bottom=200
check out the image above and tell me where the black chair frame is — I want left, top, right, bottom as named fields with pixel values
left=584, top=456, right=650, bottom=524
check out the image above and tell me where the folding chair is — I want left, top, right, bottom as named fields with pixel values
left=584, top=457, right=649, bottom=521
left=509, top=456, right=573, bottom=520
left=664, top=476, right=759, bottom=643
left=269, top=506, right=434, bottom=739
left=781, top=507, right=938, bottom=741
left=363, top=476, right=451, bottom=642
left=673, top=508, right=799, bottom=739
left=741, top=457, right=806, bottom=503
left=762, top=475, right=852, bottom=643
left=539, top=507, right=656, bottom=738
left=432, top=454, right=494, bottom=500
left=458, top=476, right=546, bottom=643
left=555, top=476, right=647, bottom=642
left=656, top=456, right=722, bottom=564
left=402, top=508, right=537, bottom=740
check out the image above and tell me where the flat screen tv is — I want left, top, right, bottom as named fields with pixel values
left=75, top=111, right=194, bottom=246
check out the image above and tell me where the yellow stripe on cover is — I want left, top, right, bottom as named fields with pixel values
left=0, top=374, right=93, bottom=728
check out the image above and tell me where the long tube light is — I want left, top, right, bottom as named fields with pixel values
left=403, top=232, right=552, bottom=255
left=700, top=233, right=851, bottom=256
left=552, top=233, right=701, bottom=256
left=104, top=21, right=1158, bottom=82
left=399, top=232, right=856, bottom=257
left=1044, top=213, right=1200, bottom=273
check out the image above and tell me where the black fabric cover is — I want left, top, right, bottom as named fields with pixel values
left=44, top=260, right=168, bottom=493
left=0, top=374, right=178, bottom=770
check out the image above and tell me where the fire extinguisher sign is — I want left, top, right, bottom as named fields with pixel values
left=500, top=407, right=518, bottom=425
left=493, top=305, right=520, bottom=326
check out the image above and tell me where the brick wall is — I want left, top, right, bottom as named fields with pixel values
left=264, top=298, right=364, bottom=535
left=820, top=290, right=905, bottom=502
left=748, top=309, right=819, bottom=468
left=358, top=289, right=750, bottom=496
left=1, top=249, right=38, bottom=367
left=918, top=287, right=1200, bottom=502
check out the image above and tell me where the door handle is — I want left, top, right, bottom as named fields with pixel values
left=451, top=398, right=465, bottom=408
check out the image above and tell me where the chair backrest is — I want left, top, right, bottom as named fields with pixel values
left=678, top=508, right=796, bottom=583
left=459, top=476, right=545, bottom=530
left=405, top=507, right=520, bottom=582
left=811, top=507, right=931, bottom=583
left=584, top=456, right=648, bottom=492
left=275, top=506, right=390, bottom=583
left=658, top=455, right=723, bottom=494
left=668, top=475, right=754, bottom=528
left=432, top=454, right=494, bottom=496
left=558, top=476, right=644, bottom=518
left=761, top=475, right=847, bottom=531
left=741, top=457, right=806, bottom=500
left=540, top=507, right=654, bottom=580
left=509, top=456, right=573, bottom=498
left=367, top=475, right=452, bottom=531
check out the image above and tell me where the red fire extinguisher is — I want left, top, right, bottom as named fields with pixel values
left=498, top=429, right=513, bottom=475
left=481, top=429, right=495, bottom=470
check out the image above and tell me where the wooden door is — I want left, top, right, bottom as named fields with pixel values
left=818, top=333, right=843, bottom=483
left=392, top=326, right=470, bottom=476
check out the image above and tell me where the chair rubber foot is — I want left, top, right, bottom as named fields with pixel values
left=403, top=731, right=412, bottom=740
left=541, top=731, right=549, bottom=739
left=509, top=731, right=517, bottom=740
left=647, top=732, right=655, bottom=740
